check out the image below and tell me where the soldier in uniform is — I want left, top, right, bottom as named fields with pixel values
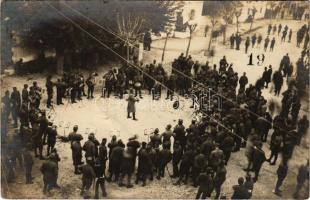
left=135, top=142, right=152, bottom=186
left=107, top=135, right=118, bottom=179
left=23, top=144, right=34, bottom=184
left=273, top=70, right=283, bottom=96
left=195, top=169, right=214, bottom=199
left=20, top=103, right=29, bottom=127
left=83, top=134, right=97, bottom=166
left=98, top=138, right=108, bottom=176
left=245, top=37, right=250, bottom=54
left=297, top=115, right=309, bottom=145
left=252, top=143, right=266, bottom=182
left=161, top=124, right=173, bottom=150
left=119, top=145, right=134, bottom=188
left=173, top=119, right=186, bottom=151
left=49, top=148, right=61, bottom=188
left=80, top=159, right=96, bottom=197
left=86, top=73, right=96, bottom=99
left=150, top=128, right=162, bottom=148
left=192, top=151, right=207, bottom=187
left=22, top=84, right=29, bottom=105
left=39, top=110, right=49, bottom=145
left=47, top=125, right=57, bottom=156
left=127, top=135, right=141, bottom=168
left=171, top=141, right=182, bottom=178
left=266, top=130, right=283, bottom=165
left=108, top=140, right=124, bottom=182
left=257, top=34, right=262, bottom=47
left=46, top=75, right=54, bottom=108
left=32, top=81, right=42, bottom=108
left=213, top=162, right=227, bottom=199
left=239, top=72, right=249, bottom=92
left=174, top=145, right=194, bottom=185
left=68, top=125, right=83, bottom=174
left=10, top=87, right=21, bottom=128
left=56, top=79, right=65, bottom=105
left=293, top=160, right=309, bottom=198
left=264, top=36, right=270, bottom=52
left=156, top=143, right=172, bottom=180
left=220, top=133, right=234, bottom=165
left=273, top=161, right=288, bottom=196
left=270, top=37, right=276, bottom=51
left=210, top=144, right=224, bottom=170
left=231, top=177, right=250, bottom=199
left=94, top=157, right=107, bottom=198
left=40, top=156, right=58, bottom=194
left=230, top=34, right=235, bottom=49
left=251, top=34, right=257, bottom=48
left=32, top=122, right=44, bottom=159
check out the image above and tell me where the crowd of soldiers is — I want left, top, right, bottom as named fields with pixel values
left=1, top=20, right=310, bottom=199
left=228, top=23, right=309, bottom=54
left=2, top=46, right=309, bottom=198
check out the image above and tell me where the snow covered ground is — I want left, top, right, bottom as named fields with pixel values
left=1, top=16, right=309, bottom=199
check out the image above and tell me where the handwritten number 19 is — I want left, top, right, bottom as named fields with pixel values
left=248, top=53, right=265, bottom=66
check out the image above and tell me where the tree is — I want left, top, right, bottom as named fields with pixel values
left=1, top=0, right=184, bottom=73
left=161, top=27, right=173, bottom=62
left=249, top=6, right=257, bottom=31
left=267, top=2, right=277, bottom=24
left=202, top=2, right=221, bottom=52
left=202, top=1, right=243, bottom=51
left=185, top=23, right=197, bottom=57
left=221, top=1, right=242, bottom=44
left=234, top=7, right=243, bottom=33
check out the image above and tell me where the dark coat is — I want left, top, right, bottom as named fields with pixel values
left=71, top=141, right=82, bottom=165
left=83, top=140, right=97, bottom=159
left=231, top=185, right=250, bottom=199
left=120, top=148, right=134, bottom=174
left=137, top=148, right=152, bottom=174
left=98, top=144, right=108, bottom=164
left=252, top=147, right=266, bottom=170
left=197, top=173, right=213, bottom=192
left=157, top=149, right=172, bottom=167
left=40, top=160, right=58, bottom=183
left=81, top=163, right=96, bottom=183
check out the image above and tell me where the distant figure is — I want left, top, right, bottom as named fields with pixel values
left=127, top=89, right=139, bottom=120
left=264, top=36, right=270, bottom=52
left=273, top=162, right=288, bottom=196
left=293, top=160, right=309, bottom=198
left=270, top=37, right=276, bottom=51
left=281, top=30, right=287, bottom=42
left=230, top=34, right=235, bottom=49
left=143, top=31, right=152, bottom=51
left=288, top=29, right=292, bottom=42
left=204, top=25, right=209, bottom=37
left=251, top=34, right=257, bottom=48
left=278, top=24, right=282, bottom=36
left=267, top=24, right=272, bottom=35
left=273, top=24, right=277, bottom=35
left=257, top=35, right=263, bottom=47
left=245, top=37, right=250, bottom=54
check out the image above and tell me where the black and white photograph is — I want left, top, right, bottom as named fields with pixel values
left=1, top=0, right=309, bottom=199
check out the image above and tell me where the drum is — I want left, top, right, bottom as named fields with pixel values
left=134, top=82, right=141, bottom=88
